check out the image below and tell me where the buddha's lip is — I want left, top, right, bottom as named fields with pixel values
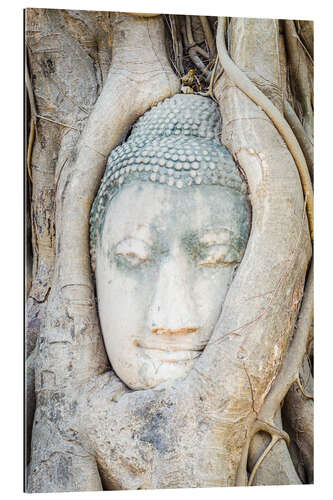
left=136, top=343, right=204, bottom=362
left=136, top=342, right=205, bottom=352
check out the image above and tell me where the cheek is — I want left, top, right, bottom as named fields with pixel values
left=96, top=261, right=156, bottom=344
left=99, top=273, right=142, bottom=337
left=192, top=267, right=235, bottom=326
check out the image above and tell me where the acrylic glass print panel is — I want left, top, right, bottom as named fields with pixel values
left=25, top=8, right=313, bottom=492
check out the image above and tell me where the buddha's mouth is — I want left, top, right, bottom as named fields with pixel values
left=137, top=343, right=204, bottom=362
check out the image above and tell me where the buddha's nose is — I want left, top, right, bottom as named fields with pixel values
left=149, top=251, right=200, bottom=336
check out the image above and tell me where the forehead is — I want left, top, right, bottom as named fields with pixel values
left=101, top=182, right=249, bottom=244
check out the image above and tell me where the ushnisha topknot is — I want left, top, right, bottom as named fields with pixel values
left=90, top=94, right=248, bottom=270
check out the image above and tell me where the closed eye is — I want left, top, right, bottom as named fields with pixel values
left=115, top=238, right=151, bottom=267
left=197, top=245, right=240, bottom=267
left=116, top=252, right=150, bottom=267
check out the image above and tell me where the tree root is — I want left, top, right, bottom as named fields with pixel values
left=295, top=375, right=313, bottom=400
left=283, top=100, right=313, bottom=179
left=198, top=55, right=223, bottom=100
left=236, top=262, right=313, bottom=485
left=284, top=20, right=313, bottom=142
left=214, top=18, right=314, bottom=481
left=248, top=420, right=290, bottom=486
left=216, top=17, right=313, bottom=241
left=296, top=21, right=313, bottom=60
left=182, top=16, right=212, bottom=83
left=210, top=205, right=308, bottom=348
left=35, top=114, right=79, bottom=131
left=199, top=16, right=216, bottom=57
left=27, top=118, right=34, bottom=182
left=213, top=16, right=312, bottom=486
left=282, top=356, right=314, bottom=483
left=166, top=15, right=183, bottom=76
left=25, top=56, right=37, bottom=182
left=259, top=262, right=313, bottom=421
left=25, top=56, right=37, bottom=120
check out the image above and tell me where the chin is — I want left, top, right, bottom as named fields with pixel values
left=118, top=358, right=197, bottom=391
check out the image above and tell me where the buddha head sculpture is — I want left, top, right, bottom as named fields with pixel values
left=90, top=94, right=250, bottom=390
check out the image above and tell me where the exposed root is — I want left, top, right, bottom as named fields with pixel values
left=284, top=20, right=313, bottom=142
left=36, top=114, right=80, bottom=131
left=282, top=356, right=314, bottom=483
left=199, top=16, right=216, bottom=57
left=294, top=30, right=313, bottom=65
left=166, top=15, right=183, bottom=76
left=25, top=56, right=37, bottom=120
left=295, top=375, right=313, bottom=400
left=210, top=201, right=307, bottom=346
left=236, top=416, right=290, bottom=486
left=248, top=422, right=290, bottom=486
left=283, top=100, right=313, bottom=179
left=296, top=21, right=313, bottom=60
left=216, top=17, right=314, bottom=241
left=242, top=361, right=257, bottom=416
left=246, top=263, right=313, bottom=483
left=183, top=16, right=212, bottom=83
left=27, top=118, right=34, bottom=182
left=235, top=255, right=313, bottom=485
left=188, top=49, right=211, bottom=82
left=216, top=19, right=313, bottom=484
left=258, top=262, right=313, bottom=423
left=198, top=55, right=223, bottom=100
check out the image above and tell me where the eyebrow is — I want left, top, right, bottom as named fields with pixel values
left=115, top=236, right=152, bottom=247
left=110, top=226, right=239, bottom=253
left=110, top=224, right=154, bottom=248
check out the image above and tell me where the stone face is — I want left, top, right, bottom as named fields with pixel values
left=96, top=182, right=249, bottom=389
left=92, top=94, right=250, bottom=390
